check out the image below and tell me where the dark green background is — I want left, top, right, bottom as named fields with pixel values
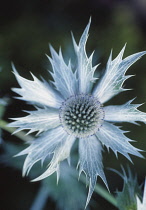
left=0, top=0, right=146, bottom=209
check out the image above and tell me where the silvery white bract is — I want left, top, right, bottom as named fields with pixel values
left=9, top=19, right=146, bottom=207
left=137, top=179, right=146, bottom=210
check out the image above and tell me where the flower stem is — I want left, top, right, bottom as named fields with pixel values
left=30, top=183, right=49, bottom=210
left=0, top=119, right=33, bottom=141
left=94, top=183, right=117, bottom=207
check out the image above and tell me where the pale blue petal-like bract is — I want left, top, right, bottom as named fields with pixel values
left=8, top=107, right=60, bottom=135
left=78, top=135, right=108, bottom=208
left=12, top=64, right=63, bottom=108
left=104, top=98, right=146, bottom=124
left=16, top=126, right=67, bottom=176
left=72, top=18, right=98, bottom=94
left=93, top=47, right=146, bottom=104
left=47, top=46, right=78, bottom=99
left=32, top=134, right=75, bottom=182
left=96, top=122, right=143, bottom=161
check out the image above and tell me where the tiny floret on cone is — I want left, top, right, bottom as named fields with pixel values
left=9, top=19, right=146, bottom=207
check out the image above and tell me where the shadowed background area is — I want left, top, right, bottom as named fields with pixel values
left=0, top=0, right=146, bottom=209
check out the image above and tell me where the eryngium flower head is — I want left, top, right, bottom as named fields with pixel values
left=9, top=19, right=146, bottom=207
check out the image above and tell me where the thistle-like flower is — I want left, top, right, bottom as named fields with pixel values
left=9, top=19, right=146, bottom=207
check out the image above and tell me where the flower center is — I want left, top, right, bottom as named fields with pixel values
left=59, top=94, right=104, bottom=138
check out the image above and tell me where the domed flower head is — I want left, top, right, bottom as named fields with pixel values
left=9, top=19, right=146, bottom=207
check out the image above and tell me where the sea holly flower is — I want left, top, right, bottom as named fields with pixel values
left=9, top=19, right=146, bottom=207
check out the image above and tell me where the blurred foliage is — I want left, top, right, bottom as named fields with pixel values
left=112, top=167, right=142, bottom=210
left=0, top=0, right=146, bottom=209
left=0, top=98, right=8, bottom=143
